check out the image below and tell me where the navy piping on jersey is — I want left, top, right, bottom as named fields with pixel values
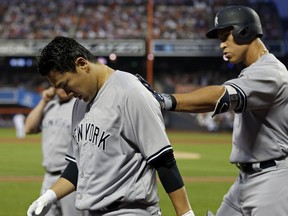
left=147, top=146, right=173, bottom=164
left=226, top=83, right=247, bottom=113
left=65, top=154, right=77, bottom=163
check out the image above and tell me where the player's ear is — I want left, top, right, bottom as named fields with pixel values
left=75, top=57, right=87, bottom=70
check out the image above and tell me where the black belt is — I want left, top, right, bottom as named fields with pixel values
left=46, top=170, right=62, bottom=176
left=236, top=159, right=276, bottom=174
left=92, top=201, right=152, bottom=213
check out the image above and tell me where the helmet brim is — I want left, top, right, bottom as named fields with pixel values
left=206, top=25, right=233, bottom=39
left=206, top=28, right=218, bottom=38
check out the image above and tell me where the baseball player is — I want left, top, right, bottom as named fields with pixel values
left=26, top=36, right=195, bottom=216
left=25, top=87, right=89, bottom=216
left=137, top=5, right=288, bottom=216
left=13, top=113, right=26, bottom=138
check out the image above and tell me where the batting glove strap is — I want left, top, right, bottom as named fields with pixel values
left=181, top=209, right=195, bottom=216
left=27, top=189, right=57, bottom=216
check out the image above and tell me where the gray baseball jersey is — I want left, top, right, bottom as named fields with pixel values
left=66, top=71, right=172, bottom=212
left=41, top=97, right=76, bottom=172
left=224, top=53, right=288, bottom=163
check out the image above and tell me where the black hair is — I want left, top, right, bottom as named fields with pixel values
left=37, top=36, right=96, bottom=76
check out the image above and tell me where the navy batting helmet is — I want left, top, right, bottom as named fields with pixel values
left=206, top=5, right=263, bottom=44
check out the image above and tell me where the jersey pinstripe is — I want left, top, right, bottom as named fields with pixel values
left=66, top=71, right=172, bottom=212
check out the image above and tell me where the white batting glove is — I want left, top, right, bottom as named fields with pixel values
left=27, top=189, right=57, bottom=216
left=181, top=209, right=195, bottom=216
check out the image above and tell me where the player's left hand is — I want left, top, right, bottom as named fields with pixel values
left=136, top=74, right=176, bottom=110
left=27, top=189, right=57, bottom=216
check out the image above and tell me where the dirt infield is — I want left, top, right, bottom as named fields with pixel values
left=174, top=151, right=201, bottom=159
left=0, top=137, right=41, bottom=144
left=0, top=176, right=43, bottom=182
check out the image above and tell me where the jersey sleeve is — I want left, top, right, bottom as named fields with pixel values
left=224, top=65, right=280, bottom=113
left=65, top=140, right=77, bottom=163
left=123, top=84, right=173, bottom=163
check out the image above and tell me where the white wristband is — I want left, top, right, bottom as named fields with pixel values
left=181, top=209, right=195, bottom=216
left=43, top=189, right=57, bottom=203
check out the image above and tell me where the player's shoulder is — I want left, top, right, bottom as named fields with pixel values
left=111, top=70, right=138, bottom=85
left=108, top=71, right=157, bottom=105
left=108, top=70, right=144, bottom=93
left=254, top=53, right=285, bottom=72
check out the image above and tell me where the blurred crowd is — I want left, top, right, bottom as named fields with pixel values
left=0, top=70, right=49, bottom=92
left=0, top=0, right=284, bottom=40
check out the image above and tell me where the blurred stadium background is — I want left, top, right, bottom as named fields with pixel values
left=0, top=0, right=287, bottom=132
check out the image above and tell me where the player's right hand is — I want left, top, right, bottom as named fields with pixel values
left=27, top=189, right=57, bottom=216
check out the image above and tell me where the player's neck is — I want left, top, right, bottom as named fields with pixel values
left=244, top=39, right=268, bottom=66
left=92, top=63, right=115, bottom=94
left=99, top=65, right=114, bottom=87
